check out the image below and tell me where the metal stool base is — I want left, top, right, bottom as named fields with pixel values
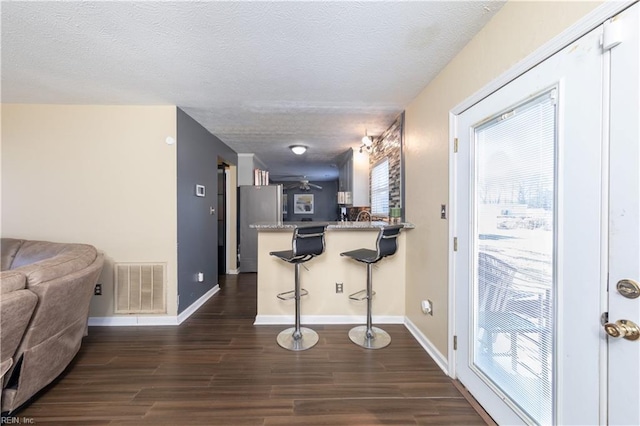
left=277, top=327, right=319, bottom=351
left=348, top=325, right=391, bottom=349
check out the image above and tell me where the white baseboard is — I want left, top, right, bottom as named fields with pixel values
left=88, top=315, right=179, bottom=326
left=177, top=284, right=220, bottom=324
left=254, top=314, right=405, bottom=325
left=226, top=268, right=239, bottom=275
left=88, top=284, right=220, bottom=327
left=404, top=316, right=449, bottom=375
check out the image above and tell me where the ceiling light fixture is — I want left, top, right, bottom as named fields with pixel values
left=290, top=145, right=307, bottom=155
left=359, top=130, right=374, bottom=153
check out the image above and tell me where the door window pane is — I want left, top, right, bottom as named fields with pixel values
left=473, top=90, right=555, bottom=425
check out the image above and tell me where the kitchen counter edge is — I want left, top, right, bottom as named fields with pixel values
left=250, top=221, right=415, bottom=231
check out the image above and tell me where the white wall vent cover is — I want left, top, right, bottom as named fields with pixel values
left=114, top=263, right=167, bottom=314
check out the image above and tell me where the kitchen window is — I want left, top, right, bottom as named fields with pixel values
left=371, top=158, right=389, bottom=216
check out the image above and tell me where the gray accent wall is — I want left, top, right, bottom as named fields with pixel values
left=276, top=180, right=340, bottom=222
left=177, top=108, right=237, bottom=314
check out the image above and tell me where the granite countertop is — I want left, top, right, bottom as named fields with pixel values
left=251, top=221, right=415, bottom=230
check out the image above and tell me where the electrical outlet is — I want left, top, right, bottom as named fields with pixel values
left=94, top=284, right=102, bottom=296
left=421, top=299, right=433, bottom=315
left=336, top=282, right=344, bottom=293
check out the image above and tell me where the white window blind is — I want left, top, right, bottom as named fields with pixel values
left=371, top=158, right=389, bottom=215
left=474, top=90, right=556, bottom=425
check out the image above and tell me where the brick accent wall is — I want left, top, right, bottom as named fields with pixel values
left=369, top=113, right=403, bottom=220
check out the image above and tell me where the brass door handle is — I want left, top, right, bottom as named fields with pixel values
left=604, top=319, right=640, bottom=341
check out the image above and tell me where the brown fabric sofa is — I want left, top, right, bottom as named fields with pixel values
left=0, top=238, right=104, bottom=413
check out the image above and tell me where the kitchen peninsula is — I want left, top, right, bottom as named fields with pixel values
left=251, top=221, right=414, bottom=325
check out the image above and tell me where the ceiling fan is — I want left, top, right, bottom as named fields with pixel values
left=283, top=178, right=322, bottom=191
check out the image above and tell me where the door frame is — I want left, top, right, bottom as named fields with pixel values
left=446, top=0, right=634, bottom=403
left=607, top=5, right=640, bottom=424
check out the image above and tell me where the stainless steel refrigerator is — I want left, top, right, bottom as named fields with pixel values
left=239, top=184, right=283, bottom=273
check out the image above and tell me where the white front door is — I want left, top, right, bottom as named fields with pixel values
left=454, top=4, right=640, bottom=424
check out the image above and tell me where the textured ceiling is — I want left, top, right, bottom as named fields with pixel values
left=2, top=1, right=503, bottom=181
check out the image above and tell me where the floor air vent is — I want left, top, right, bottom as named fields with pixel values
left=114, top=263, right=166, bottom=314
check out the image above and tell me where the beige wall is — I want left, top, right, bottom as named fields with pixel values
left=1, top=104, right=178, bottom=316
left=403, top=1, right=602, bottom=356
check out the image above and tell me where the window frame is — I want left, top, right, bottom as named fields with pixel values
left=370, top=157, right=390, bottom=216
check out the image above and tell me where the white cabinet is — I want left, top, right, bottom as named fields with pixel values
left=337, top=148, right=369, bottom=206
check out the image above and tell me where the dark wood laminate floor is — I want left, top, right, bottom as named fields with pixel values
left=13, top=274, right=488, bottom=425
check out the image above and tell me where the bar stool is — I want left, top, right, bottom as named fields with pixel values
left=270, top=224, right=327, bottom=351
left=340, top=225, right=403, bottom=349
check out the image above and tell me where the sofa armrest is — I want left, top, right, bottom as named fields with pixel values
left=1, top=239, right=25, bottom=271
left=0, top=270, right=27, bottom=294
left=1, top=287, right=38, bottom=378
left=14, top=254, right=104, bottom=354
left=12, top=244, right=97, bottom=288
